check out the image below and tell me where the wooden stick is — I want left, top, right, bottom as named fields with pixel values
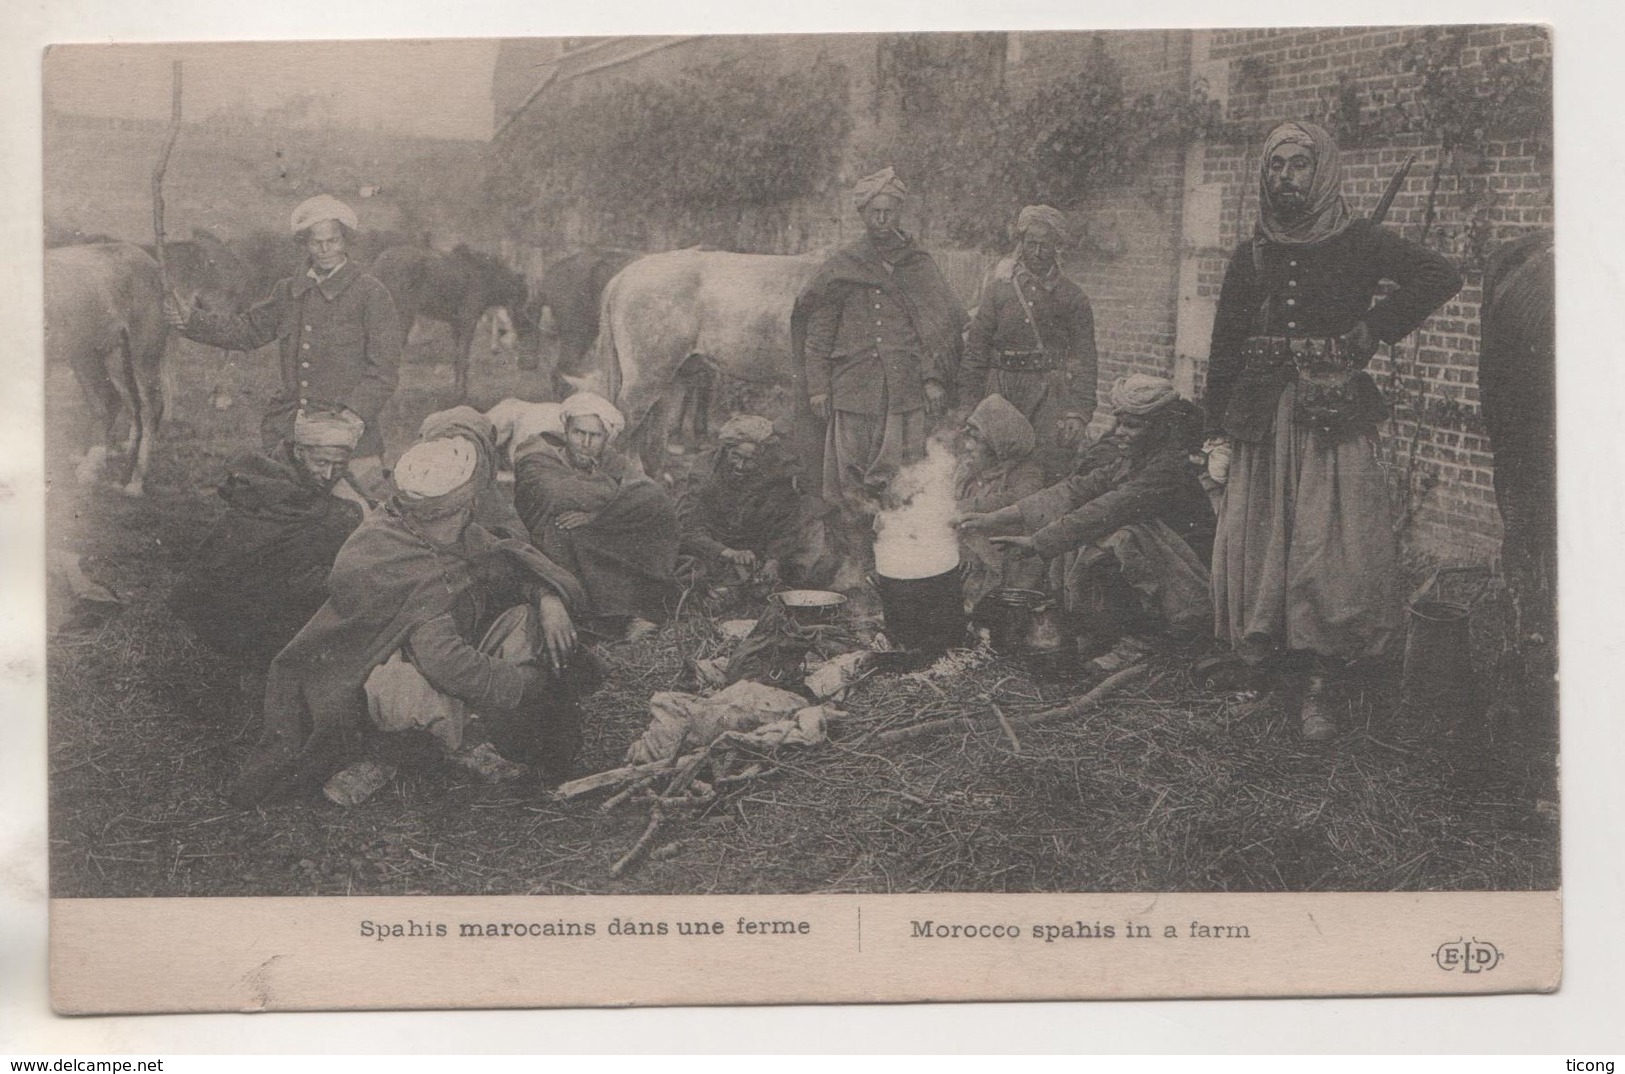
left=151, top=60, right=183, bottom=300
left=554, top=758, right=676, bottom=800
left=993, top=703, right=1022, bottom=754
left=610, top=805, right=665, bottom=878
left=1008, top=664, right=1149, bottom=728
left=873, top=664, right=1148, bottom=745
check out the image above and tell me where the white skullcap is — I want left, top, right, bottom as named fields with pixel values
left=290, top=194, right=359, bottom=235
left=394, top=437, right=478, bottom=500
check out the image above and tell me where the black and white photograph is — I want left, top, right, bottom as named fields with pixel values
left=33, top=23, right=1568, bottom=1011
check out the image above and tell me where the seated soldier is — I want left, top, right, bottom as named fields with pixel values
left=226, top=432, right=594, bottom=809
left=169, top=408, right=366, bottom=712
left=676, top=414, right=837, bottom=602
left=513, top=392, right=679, bottom=642
left=953, top=394, right=1047, bottom=612
left=417, top=405, right=527, bottom=534
left=961, top=375, right=1214, bottom=673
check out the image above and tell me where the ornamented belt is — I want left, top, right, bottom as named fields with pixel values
left=993, top=349, right=1057, bottom=373
left=1240, top=335, right=1352, bottom=374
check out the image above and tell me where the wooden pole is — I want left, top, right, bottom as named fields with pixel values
left=151, top=60, right=183, bottom=300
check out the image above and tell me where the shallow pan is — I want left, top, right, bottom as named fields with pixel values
left=773, top=589, right=849, bottom=624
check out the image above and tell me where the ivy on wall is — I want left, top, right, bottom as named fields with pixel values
left=867, top=34, right=1227, bottom=248
left=485, top=56, right=852, bottom=246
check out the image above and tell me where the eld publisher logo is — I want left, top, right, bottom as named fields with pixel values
left=1435, top=938, right=1503, bottom=973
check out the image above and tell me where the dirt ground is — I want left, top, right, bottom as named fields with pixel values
left=45, top=334, right=1560, bottom=898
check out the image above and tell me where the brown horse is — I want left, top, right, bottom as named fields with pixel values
left=371, top=244, right=533, bottom=401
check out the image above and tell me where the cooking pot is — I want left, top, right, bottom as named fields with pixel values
left=870, top=565, right=966, bottom=655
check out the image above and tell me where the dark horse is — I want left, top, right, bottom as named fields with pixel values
left=371, top=244, right=533, bottom=400
left=532, top=247, right=641, bottom=398
left=1479, top=230, right=1556, bottom=747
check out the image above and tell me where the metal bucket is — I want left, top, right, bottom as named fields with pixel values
left=973, top=587, right=1047, bottom=654
left=1401, top=566, right=1489, bottom=718
left=872, top=565, right=967, bottom=655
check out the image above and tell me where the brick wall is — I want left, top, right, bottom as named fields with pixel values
left=1197, top=24, right=1552, bottom=559
left=491, top=27, right=1552, bottom=564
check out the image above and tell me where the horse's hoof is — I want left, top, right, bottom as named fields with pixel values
left=120, top=481, right=145, bottom=498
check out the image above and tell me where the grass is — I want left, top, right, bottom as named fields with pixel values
left=45, top=335, right=1560, bottom=898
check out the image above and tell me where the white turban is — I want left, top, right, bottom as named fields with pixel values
left=292, top=408, right=364, bottom=450
left=559, top=392, right=626, bottom=442
left=716, top=414, right=776, bottom=446
left=853, top=166, right=908, bottom=211
left=394, top=437, right=478, bottom=500
left=1109, top=374, right=1180, bottom=416
left=290, top=194, right=359, bottom=235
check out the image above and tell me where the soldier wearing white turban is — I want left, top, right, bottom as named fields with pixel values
left=514, top=391, right=679, bottom=641
left=963, top=204, right=1099, bottom=480
left=166, top=192, right=402, bottom=502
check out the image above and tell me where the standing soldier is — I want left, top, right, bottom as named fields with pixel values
left=792, top=167, right=967, bottom=507
left=962, top=205, right=1100, bottom=479
left=1203, top=121, right=1461, bottom=741
left=165, top=194, right=402, bottom=500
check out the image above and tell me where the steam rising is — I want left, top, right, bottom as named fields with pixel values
left=873, top=437, right=962, bottom=580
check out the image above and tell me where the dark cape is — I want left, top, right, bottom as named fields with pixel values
left=513, top=437, right=679, bottom=623
left=227, top=507, right=585, bottom=805
left=679, top=444, right=807, bottom=562
left=790, top=233, right=967, bottom=394
left=170, top=445, right=363, bottom=669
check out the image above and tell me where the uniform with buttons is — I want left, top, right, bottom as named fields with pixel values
left=181, top=259, right=403, bottom=458
left=962, top=262, right=1099, bottom=476
left=1204, top=218, right=1462, bottom=443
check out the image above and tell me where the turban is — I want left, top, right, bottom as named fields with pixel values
left=559, top=391, right=626, bottom=443
left=393, top=437, right=480, bottom=518
left=716, top=414, right=777, bottom=447
left=852, top=166, right=908, bottom=211
left=290, top=194, right=359, bottom=235
left=1257, top=121, right=1352, bottom=247
left=1016, top=205, right=1071, bottom=245
left=292, top=407, right=364, bottom=450
left=1109, top=374, right=1180, bottom=417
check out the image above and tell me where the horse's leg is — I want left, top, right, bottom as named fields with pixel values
left=101, top=331, right=146, bottom=491
left=453, top=315, right=474, bottom=402
left=123, top=329, right=165, bottom=497
left=71, top=362, right=118, bottom=485
left=692, top=367, right=714, bottom=439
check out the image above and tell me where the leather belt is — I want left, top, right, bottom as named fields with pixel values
left=1240, top=335, right=1351, bottom=374
left=992, top=349, right=1057, bottom=373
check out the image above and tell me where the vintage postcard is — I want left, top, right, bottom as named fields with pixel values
left=41, top=27, right=1559, bottom=1013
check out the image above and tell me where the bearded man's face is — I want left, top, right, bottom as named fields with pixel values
left=1266, top=146, right=1317, bottom=220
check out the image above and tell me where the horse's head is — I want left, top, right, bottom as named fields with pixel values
left=170, top=231, right=254, bottom=313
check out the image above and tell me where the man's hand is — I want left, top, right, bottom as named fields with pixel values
left=809, top=394, right=830, bottom=421
left=722, top=548, right=758, bottom=571
left=554, top=511, right=595, bottom=531
left=537, top=593, right=576, bottom=673
left=756, top=558, right=782, bottom=585
left=1339, top=321, right=1378, bottom=364
left=1056, top=414, right=1089, bottom=447
left=956, top=512, right=995, bottom=534
left=924, top=380, right=946, bottom=416
left=162, top=295, right=190, bottom=331
left=988, top=534, right=1039, bottom=555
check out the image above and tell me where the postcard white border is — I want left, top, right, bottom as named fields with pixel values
left=5, top=0, right=1624, bottom=1054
